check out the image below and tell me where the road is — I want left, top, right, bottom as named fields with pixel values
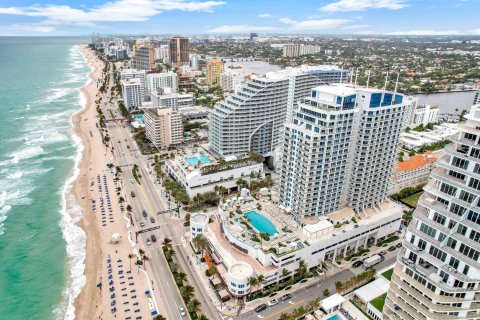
left=234, top=254, right=398, bottom=320
left=104, top=102, right=220, bottom=319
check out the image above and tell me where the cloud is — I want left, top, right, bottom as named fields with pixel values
left=341, top=24, right=371, bottom=30
left=258, top=13, right=272, bottom=18
left=470, top=28, right=480, bottom=35
left=11, top=23, right=56, bottom=33
left=0, top=0, right=225, bottom=32
left=387, top=30, right=461, bottom=35
left=279, top=18, right=349, bottom=30
left=320, top=0, right=407, bottom=12
left=208, top=25, right=279, bottom=33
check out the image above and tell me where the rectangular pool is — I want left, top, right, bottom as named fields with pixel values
left=327, top=315, right=341, bottom=320
left=186, top=155, right=211, bottom=166
left=244, top=211, right=277, bottom=236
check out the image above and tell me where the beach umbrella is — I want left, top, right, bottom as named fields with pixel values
left=145, top=290, right=150, bottom=295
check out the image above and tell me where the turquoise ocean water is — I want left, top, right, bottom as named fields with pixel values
left=0, top=37, right=90, bottom=320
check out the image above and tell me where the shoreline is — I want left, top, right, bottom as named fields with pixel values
left=70, top=44, right=103, bottom=320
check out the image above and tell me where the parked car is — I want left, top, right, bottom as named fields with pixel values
left=142, top=210, right=147, bottom=218
left=255, top=304, right=267, bottom=313
left=146, top=239, right=152, bottom=245
left=280, top=294, right=292, bottom=301
left=178, top=306, right=186, bottom=317
left=268, top=299, right=278, bottom=306
left=131, top=191, right=135, bottom=197
left=379, top=250, right=387, bottom=256
left=396, top=242, right=402, bottom=248
left=131, top=179, right=135, bottom=184
left=151, top=235, right=157, bottom=242
left=352, top=261, right=363, bottom=268
left=150, top=216, right=155, bottom=223
left=388, top=246, right=396, bottom=252
left=140, top=220, right=145, bottom=227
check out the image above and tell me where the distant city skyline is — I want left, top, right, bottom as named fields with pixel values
left=0, top=0, right=479, bottom=36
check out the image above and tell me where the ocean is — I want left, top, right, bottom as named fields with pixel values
left=0, top=37, right=90, bottom=320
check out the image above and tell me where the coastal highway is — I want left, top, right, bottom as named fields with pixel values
left=106, top=120, right=220, bottom=319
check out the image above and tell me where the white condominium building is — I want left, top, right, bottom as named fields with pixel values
left=146, top=71, right=178, bottom=98
left=120, top=69, right=146, bottom=100
left=121, top=78, right=143, bottom=110
left=154, top=45, right=169, bottom=63
left=144, top=108, right=183, bottom=149
left=220, top=69, right=247, bottom=92
left=410, top=104, right=439, bottom=127
left=384, top=104, right=480, bottom=320
left=150, top=89, right=195, bottom=111
left=283, top=44, right=322, bottom=58
left=280, top=85, right=414, bottom=219
left=209, top=65, right=349, bottom=158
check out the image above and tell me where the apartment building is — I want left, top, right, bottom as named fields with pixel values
left=279, top=85, right=414, bottom=219
left=144, top=108, right=183, bottom=149
left=220, top=69, right=248, bottom=92
left=389, top=153, right=438, bottom=194
left=150, top=89, right=195, bottom=111
left=154, top=45, right=169, bottom=63
left=410, top=104, right=439, bottom=127
left=146, top=71, right=178, bottom=96
left=384, top=104, right=480, bottom=320
left=209, top=65, right=349, bottom=158
left=120, top=69, right=146, bottom=100
left=282, top=44, right=322, bottom=58
left=206, top=59, right=225, bottom=87
left=121, top=78, right=143, bottom=109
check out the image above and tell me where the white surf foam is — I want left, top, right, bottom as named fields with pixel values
left=56, top=44, right=91, bottom=320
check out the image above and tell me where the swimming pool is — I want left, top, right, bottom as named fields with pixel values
left=135, top=114, right=144, bottom=120
left=186, top=155, right=211, bottom=166
left=244, top=211, right=277, bottom=236
left=327, top=315, right=341, bottom=320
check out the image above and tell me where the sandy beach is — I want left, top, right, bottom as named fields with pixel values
left=72, top=46, right=155, bottom=320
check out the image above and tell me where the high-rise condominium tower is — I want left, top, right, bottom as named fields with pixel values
left=208, top=65, right=349, bottom=158
left=384, top=104, right=480, bottom=320
left=169, top=36, right=189, bottom=66
left=279, top=85, right=415, bottom=220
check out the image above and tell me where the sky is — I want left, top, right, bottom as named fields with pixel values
left=0, top=0, right=478, bottom=36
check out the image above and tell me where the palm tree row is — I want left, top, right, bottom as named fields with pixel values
left=162, top=238, right=209, bottom=319
left=335, top=267, right=376, bottom=293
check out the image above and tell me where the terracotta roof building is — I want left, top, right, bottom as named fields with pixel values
left=389, top=152, right=437, bottom=194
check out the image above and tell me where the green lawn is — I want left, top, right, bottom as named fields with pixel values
left=370, top=293, right=387, bottom=312
left=377, top=235, right=399, bottom=247
left=382, top=268, right=394, bottom=281
left=400, top=191, right=423, bottom=208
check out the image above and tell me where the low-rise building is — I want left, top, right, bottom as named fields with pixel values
left=399, top=123, right=458, bottom=150
left=409, top=104, right=439, bottom=127
left=389, top=153, right=437, bottom=194
left=179, top=106, right=209, bottom=121
left=200, top=198, right=402, bottom=298
left=144, top=108, right=183, bottom=149
left=164, top=149, right=264, bottom=198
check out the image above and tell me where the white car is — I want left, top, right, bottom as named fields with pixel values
left=268, top=299, right=278, bottom=306
left=146, top=239, right=152, bottom=245
left=179, top=305, right=186, bottom=317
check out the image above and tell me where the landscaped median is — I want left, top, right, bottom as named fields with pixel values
left=161, top=238, right=209, bottom=320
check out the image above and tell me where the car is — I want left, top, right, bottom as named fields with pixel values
left=140, top=220, right=145, bottom=227
left=268, top=299, right=278, bottom=306
left=280, top=294, right=292, bottom=301
left=118, top=140, right=121, bottom=143
left=352, top=261, right=363, bottom=268
left=379, top=250, right=387, bottom=256
left=255, top=304, right=267, bottom=313
left=142, top=210, right=147, bottom=218
left=388, top=246, right=396, bottom=252
left=151, top=235, right=157, bottom=242
left=396, top=242, right=402, bottom=248
left=178, top=306, right=186, bottom=317
left=150, top=216, right=155, bottom=223
left=131, top=179, right=135, bottom=184
left=146, top=239, right=152, bottom=245
left=131, top=191, right=135, bottom=197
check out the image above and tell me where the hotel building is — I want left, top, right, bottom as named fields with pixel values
left=144, top=108, right=183, bottom=149
left=134, top=45, right=155, bottom=71
left=384, top=104, right=480, bottom=320
left=279, top=85, right=416, bottom=219
left=146, top=71, right=178, bottom=96
left=389, top=153, right=438, bottom=194
left=209, top=65, right=349, bottom=158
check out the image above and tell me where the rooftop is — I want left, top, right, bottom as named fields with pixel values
left=396, top=153, right=437, bottom=172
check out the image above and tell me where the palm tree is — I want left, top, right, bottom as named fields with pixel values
left=180, top=285, right=195, bottom=301
left=208, top=264, right=218, bottom=279
left=281, top=268, right=291, bottom=280
left=298, top=259, right=308, bottom=279
left=193, top=235, right=208, bottom=256
left=118, top=196, right=125, bottom=204
left=197, top=315, right=209, bottom=320
left=154, top=315, right=166, bottom=320
left=176, top=272, right=188, bottom=286
left=163, top=238, right=172, bottom=251
left=128, top=253, right=135, bottom=270
left=248, top=276, right=259, bottom=296
left=126, top=205, right=132, bottom=212
left=142, top=255, right=149, bottom=271
left=257, top=275, right=265, bottom=292
left=187, top=299, right=201, bottom=314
